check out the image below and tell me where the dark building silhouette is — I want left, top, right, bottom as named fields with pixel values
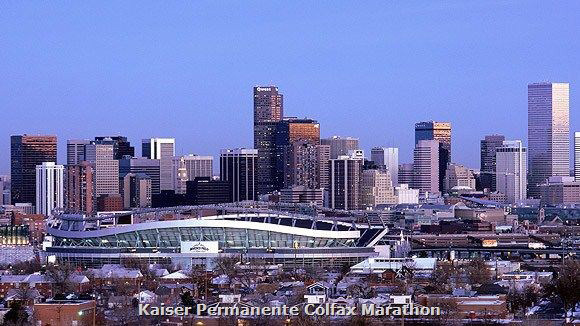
left=186, top=177, right=231, bottom=205
left=11, top=135, right=57, bottom=205
left=220, top=149, right=257, bottom=202
left=480, top=134, right=505, bottom=191
left=253, top=86, right=283, bottom=195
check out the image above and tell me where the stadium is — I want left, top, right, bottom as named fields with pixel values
left=43, top=203, right=388, bottom=268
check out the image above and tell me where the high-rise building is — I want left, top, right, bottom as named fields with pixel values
left=370, top=147, right=399, bottom=186
left=316, top=145, right=331, bottom=190
left=66, top=139, right=90, bottom=165
left=496, top=140, right=527, bottom=204
left=172, top=155, right=213, bottom=194
left=321, top=136, right=359, bottom=159
left=480, top=135, right=506, bottom=191
left=220, top=148, right=257, bottom=202
left=85, top=143, right=119, bottom=197
left=329, top=152, right=363, bottom=210
left=415, top=121, right=451, bottom=190
left=95, top=136, right=134, bottom=159
left=284, top=141, right=320, bottom=189
left=527, top=82, right=570, bottom=198
left=119, top=157, right=161, bottom=194
left=444, top=164, right=476, bottom=192
left=11, top=135, right=57, bottom=205
left=35, top=162, right=64, bottom=216
left=575, top=132, right=580, bottom=181
left=398, top=163, right=414, bottom=186
left=275, top=118, right=321, bottom=189
left=64, top=162, right=94, bottom=216
left=120, top=173, right=152, bottom=209
left=142, top=138, right=175, bottom=191
left=413, top=140, right=440, bottom=194
left=253, top=86, right=283, bottom=196
left=361, top=169, right=396, bottom=208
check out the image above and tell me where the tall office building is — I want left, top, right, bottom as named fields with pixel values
left=575, top=132, right=580, bottom=181
left=35, top=162, right=64, bottom=216
left=85, top=143, right=119, bottom=197
left=329, top=152, right=363, bottom=210
left=220, top=148, right=257, bottom=202
left=527, top=82, right=570, bottom=198
left=361, top=169, right=396, bottom=208
left=120, top=173, right=152, bottom=209
left=253, top=86, right=283, bottom=195
left=142, top=138, right=175, bottom=191
left=284, top=141, right=320, bottom=189
left=11, top=135, right=57, bottom=205
left=480, top=135, right=506, bottom=191
left=316, top=145, right=331, bottom=190
left=67, top=139, right=90, bottom=165
left=398, top=163, right=414, bottom=186
left=415, top=121, right=451, bottom=190
left=172, top=155, right=213, bottom=193
left=95, top=136, right=134, bottom=159
left=321, top=136, right=359, bottom=159
left=370, top=147, right=399, bottom=186
left=413, top=140, right=440, bottom=194
left=276, top=118, right=320, bottom=189
left=64, top=162, right=94, bottom=216
left=119, top=157, right=161, bottom=194
left=64, top=161, right=96, bottom=216
left=496, top=140, right=527, bottom=204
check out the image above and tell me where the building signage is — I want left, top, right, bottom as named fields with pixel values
left=180, top=241, right=219, bottom=253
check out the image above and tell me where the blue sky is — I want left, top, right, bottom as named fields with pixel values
left=1, top=1, right=578, bottom=173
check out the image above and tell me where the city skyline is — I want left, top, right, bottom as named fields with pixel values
left=1, top=1, right=579, bottom=173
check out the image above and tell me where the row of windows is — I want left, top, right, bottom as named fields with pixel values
left=53, top=227, right=356, bottom=249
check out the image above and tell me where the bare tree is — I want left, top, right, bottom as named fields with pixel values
left=543, top=259, right=580, bottom=320
left=46, top=262, right=78, bottom=296
left=464, top=258, right=492, bottom=286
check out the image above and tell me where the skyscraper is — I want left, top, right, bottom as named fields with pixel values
left=67, top=139, right=90, bottom=165
left=120, top=173, right=152, bottom=209
left=253, top=86, right=283, bottom=195
left=415, top=121, right=451, bottom=190
left=35, top=162, right=64, bottom=216
left=85, top=143, right=119, bottom=197
left=329, top=152, right=363, bottom=210
left=480, top=135, right=506, bottom=191
left=283, top=141, right=320, bottom=189
left=575, top=132, right=580, bottom=181
left=370, top=147, right=399, bottom=186
left=321, top=136, right=359, bottom=159
left=11, top=135, right=57, bottom=205
left=142, top=138, right=175, bottom=191
left=275, top=118, right=320, bottom=189
left=413, top=140, right=440, bottom=194
left=496, top=140, right=527, bottom=204
left=316, top=145, right=331, bottom=190
left=95, top=136, right=134, bottom=159
left=527, top=82, right=570, bottom=198
left=220, top=148, right=257, bottom=202
left=64, top=162, right=94, bottom=216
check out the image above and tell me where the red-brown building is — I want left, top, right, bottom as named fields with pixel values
left=34, top=300, right=96, bottom=326
left=97, top=194, right=123, bottom=212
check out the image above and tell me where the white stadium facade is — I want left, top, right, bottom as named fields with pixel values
left=43, top=203, right=388, bottom=268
